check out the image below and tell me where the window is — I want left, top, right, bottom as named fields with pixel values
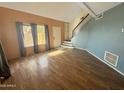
left=37, top=25, right=46, bottom=45
left=22, top=24, right=46, bottom=48
left=23, top=25, right=33, bottom=47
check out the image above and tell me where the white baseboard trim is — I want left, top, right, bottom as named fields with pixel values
left=75, top=47, right=87, bottom=51
left=75, top=47, right=124, bottom=76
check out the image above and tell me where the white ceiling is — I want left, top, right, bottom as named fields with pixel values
left=86, top=2, right=121, bottom=15
left=0, top=2, right=121, bottom=22
left=0, top=2, right=83, bottom=22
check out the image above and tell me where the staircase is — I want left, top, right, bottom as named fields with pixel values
left=61, top=13, right=90, bottom=49
left=61, top=40, right=74, bottom=48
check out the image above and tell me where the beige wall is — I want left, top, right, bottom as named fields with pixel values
left=0, top=7, right=66, bottom=61
left=69, top=10, right=87, bottom=39
left=64, top=23, right=69, bottom=40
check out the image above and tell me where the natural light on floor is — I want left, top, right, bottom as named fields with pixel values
left=48, top=50, right=65, bottom=56
left=39, top=56, right=48, bottom=68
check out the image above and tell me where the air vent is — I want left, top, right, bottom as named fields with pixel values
left=104, top=51, right=119, bottom=67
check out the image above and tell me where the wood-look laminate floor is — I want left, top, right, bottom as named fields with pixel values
left=1, top=48, right=124, bottom=90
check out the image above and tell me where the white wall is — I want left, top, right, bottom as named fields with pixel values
left=69, top=10, right=87, bottom=39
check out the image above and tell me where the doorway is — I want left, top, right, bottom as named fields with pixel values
left=52, top=26, right=61, bottom=48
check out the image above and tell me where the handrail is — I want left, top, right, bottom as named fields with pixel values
left=71, top=13, right=89, bottom=38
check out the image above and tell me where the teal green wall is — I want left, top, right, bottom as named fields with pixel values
left=72, top=3, right=124, bottom=73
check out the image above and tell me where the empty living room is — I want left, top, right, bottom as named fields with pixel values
left=0, top=0, right=124, bottom=92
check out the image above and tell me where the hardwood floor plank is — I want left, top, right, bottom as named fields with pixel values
left=1, top=48, right=124, bottom=89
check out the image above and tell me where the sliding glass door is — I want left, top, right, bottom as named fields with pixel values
left=23, top=25, right=33, bottom=48
left=23, top=24, right=34, bottom=56
left=22, top=24, right=46, bottom=55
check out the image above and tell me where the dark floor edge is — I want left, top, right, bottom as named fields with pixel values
left=75, top=47, right=124, bottom=77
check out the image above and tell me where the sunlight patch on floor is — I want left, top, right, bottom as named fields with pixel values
left=39, top=56, right=48, bottom=68
left=48, top=50, right=65, bottom=56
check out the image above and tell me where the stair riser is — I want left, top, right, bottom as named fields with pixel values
left=63, top=43, right=73, bottom=46
left=61, top=45, right=74, bottom=48
left=64, top=41, right=72, bottom=44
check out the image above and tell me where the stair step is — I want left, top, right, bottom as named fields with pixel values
left=61, top=45, right=74, bottom=48
left=64, top=41, right=72, bottom=44
left=64, top=40, right=71, bottom=42
left=62, top=43, right=73, bottom=46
